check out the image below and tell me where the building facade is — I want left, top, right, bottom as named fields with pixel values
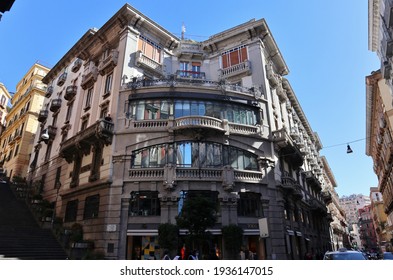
left=0, top=82, right=11, bottom=128
left=358, top=204, right=379, bottom=252
left=0, top=63, right=49, bottom=179
left=320, top=156, right=348, bottom=251
left=0, top=82, right=12, bottom=144
left=370, top=187, right=392, bottom=251
left=29, top=4, right=333, bottom=260
left=368, top=0, right=393, bottom=241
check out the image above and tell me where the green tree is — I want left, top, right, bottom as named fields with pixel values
left=176, top=195, right=217, bottom=252
left=158, top=223, right=179, bottom=254
left=222, top=224, right=244, bottom=259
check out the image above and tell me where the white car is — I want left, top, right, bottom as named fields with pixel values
left=323, top=248, right=367, bottom=260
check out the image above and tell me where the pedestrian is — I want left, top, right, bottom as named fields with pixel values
left=104, top=113, right=112, bottom=121
left=188, top=250, right=198, bottom=260
left=162, top=249, right=171, bottom=260
left=173, top=250, right=182, bottom=260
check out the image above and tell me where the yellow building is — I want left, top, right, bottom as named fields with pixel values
left=0, top=63, right=50, bottom=179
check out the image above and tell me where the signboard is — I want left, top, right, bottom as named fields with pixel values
left=258, top=218, right=269, bottom=238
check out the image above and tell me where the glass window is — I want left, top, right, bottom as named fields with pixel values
left=104, top=73, right=113, bottom=95
left=83, top=194, right=100, bottom=219
left=129, top=191, right=161, bottom=216
left=64, top=200, right=78, bottom=222
left=180, top=61, right=189, bottom=77
left=238, top=192, right=262, bottom=217
left=131, top=142, right=258, bottom=171
left=85, top=87, right=93, bottom=109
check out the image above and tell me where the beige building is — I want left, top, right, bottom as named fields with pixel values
left=30, top=4, right=334, bottom=259
left=365, top=70, right=393, bottom=243
left=368, top=0, right=393, bottom=241
left=320, top=156, right=349, bottom=251
left=370, top=187, right=392, bottom=251
left=0, top=63, right=49, bottom=179
left=0, top=82, right=11, bottom=128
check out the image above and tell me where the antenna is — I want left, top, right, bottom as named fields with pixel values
left=181, top=22, right=186, bottom=40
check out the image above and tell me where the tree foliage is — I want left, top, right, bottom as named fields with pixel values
left=158, top=223, right=179, bottom=252
left=176, top=195, right=217, bottom=237
left=222, top=224, right=244, bottom=259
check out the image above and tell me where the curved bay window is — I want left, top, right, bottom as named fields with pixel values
left=128, top=99, right=258, bottom=125
left=237, top=192, right=262, bottom=217
left=129, top=191, right=161, bottom=216
left=131, top=142, right=258, bottom=171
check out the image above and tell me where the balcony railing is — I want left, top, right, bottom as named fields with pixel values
left=64, top=85, right=77, bottom=101
left=45, top=86, right=53, bottom=98
left=219, top=60, right=251, bottom=79
left=98, top=50, right=119, bottom=75
left=272, top=128, right=304, bottom=167
left=135, top=50, right=163, bottom=76
left=38, top=110, right=49, bottom=122
left=125, top=76, right=259, bottom=98
left=50, top=98, right=62, bottom=112
left=175, top=70, right=206, bottom=80
left=71, top=59, right=83, bottom=73
left=303, top=170, right=322, bottom=192
left=57, top=73, right=67, bottom=86
left=47, top=125, right=57, bottom=140
left=81, top=65, right=99, bottom=90
left=60, top=119, right=114, bottom=162
left=173, top=116, right=225, bottom=133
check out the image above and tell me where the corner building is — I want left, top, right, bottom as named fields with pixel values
left=29, top=4, right=332, bottom=259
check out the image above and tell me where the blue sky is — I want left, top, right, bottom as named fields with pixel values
left=0, top=0, right=379, bottom=196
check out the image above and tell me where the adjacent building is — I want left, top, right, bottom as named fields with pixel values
left=358, top=204, right=379, bottom=251
left=0, top=82, right=12, bottom=130
left=368, top=0, right=393, bottom=242
left=370, top=187, right=392, bottom=251
left=320, top=156, right=348, bottom=251
left=28, top=4, right=333, bottom=259
left=0, top=63, right=49, bottom=179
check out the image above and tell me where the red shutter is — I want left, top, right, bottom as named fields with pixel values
left=221, top=53, right=229, bottom=68
left=240, top=46, right=248, bottom=62
left=229, top=50, right=240, bottom=66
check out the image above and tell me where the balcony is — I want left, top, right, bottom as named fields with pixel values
left=219, top=60, right=251, bottom=79
left=306, top=198, right=327, bottom=214
left=40, top=125, right=57, bottom=143
left=38, top=110, right=49, bottom=122
left=175, top=70, right=206, bottom=80
left=60, top=119, right=114, bottom=163
left=64, top=85, right=77, bottom=101
left=272, top=128, right=304, bottom=167
left=71, top=59, right=83, bottom=73
left=303, top=170, right=322, bottom=192
left=57, top=73, right=67, bottom=87
left=45, top=86, right=53, bottom=98
left=175, top=41, right=204, bottom=59
left=280, top=173, right=303, bottom=199
left=50, top=98, right=62, bottom=112
left=81, top=64, right=99, bottom=90
left=98, top=49, right=119, bottom=75
left=321, top=190, right=333, bottom=204
left=135, top=50, right=163, bottom=77
left=173, top=116, right=226, bottom=136
left=47, top=125, right=57, bottom=140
